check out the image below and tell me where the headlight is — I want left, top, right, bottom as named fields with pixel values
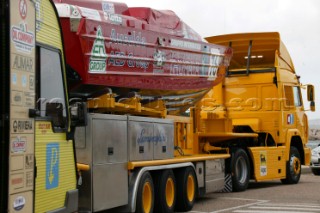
left=312, top=150, right=318, bottom=156
left=312, top=147, right=320, bottom=157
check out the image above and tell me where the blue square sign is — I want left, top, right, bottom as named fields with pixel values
left=46, top=143, right=59, bottom=189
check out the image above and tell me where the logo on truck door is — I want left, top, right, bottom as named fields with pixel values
left=287, top=114, right=294, bottom=125
left=46, top=143, right=59, bottom=189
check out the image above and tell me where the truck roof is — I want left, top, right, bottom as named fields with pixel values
left=205, top=32, right=295, bottom=73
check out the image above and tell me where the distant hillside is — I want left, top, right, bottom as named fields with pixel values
left=309, top=119, right=320, bottom=141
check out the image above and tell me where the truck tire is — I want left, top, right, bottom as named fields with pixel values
left=281, top=146, right=301, bottom=184
left=175, top=167, right=197, bottom=212
left=311, top=168, right=320, bottom=176
left=231, top=148, right=250, bottom=192
left=153, top=169, right=176, bottom=213
left=136, top=172, right=154, bottom=213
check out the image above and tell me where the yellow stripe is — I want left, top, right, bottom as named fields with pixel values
left=128, top=154, right=230, bottom=170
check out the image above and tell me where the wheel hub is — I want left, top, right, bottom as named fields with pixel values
left=166, top=177, right=175, bottom=207
left=142, top=182, right=152, bottom=213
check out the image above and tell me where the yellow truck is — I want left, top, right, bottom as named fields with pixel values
left=0, top=0, right=315, bottom=213
left=203, top=33, right=315, bottom=191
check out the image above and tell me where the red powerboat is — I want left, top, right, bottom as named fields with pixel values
left=53, top=0, right=232, bottom=113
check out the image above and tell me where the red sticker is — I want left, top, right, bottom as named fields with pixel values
left=19, top=0, right=27, bottom=20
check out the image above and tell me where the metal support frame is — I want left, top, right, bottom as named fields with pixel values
left=246, top=40, right=253, bottom=75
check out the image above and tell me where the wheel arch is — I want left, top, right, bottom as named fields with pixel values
left=290, top=136, right=305, bottom=164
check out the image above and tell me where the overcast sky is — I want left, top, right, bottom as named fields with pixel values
left=111, top=0, right=320, bottom=119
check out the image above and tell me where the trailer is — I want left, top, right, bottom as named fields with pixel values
left=1, top=0, right=231, bottom=212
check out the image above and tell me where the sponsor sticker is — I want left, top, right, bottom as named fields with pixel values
left=29, top=75, right=34, bottom=90
left=35, top=0, right=43, bottom=31
left=153, top=50, right=166, bottom=67
left=12, top=73, right=17, bottom=85
left=11, top=23, right=35, bottom=53
left=137, top=129, right=166, bottom=144
left=24, top=91, right=35, bottom=107
left=13, top=196, right=26, bottom=211
left=11, top=176, right=23, bottom=187
left=170, top=38, right=201, bottom=51
left=38, top=122, right=51, bottom=134
left=26, top=171, right=34, bottom=187
left=12, top=91, right=23, bottom=106
left=19, top=0, right=27, bottom=20
left=46, top=143, right=60, bottom=189
left=70, top=5, right=81, bottom=18
left=25, top=154, right=34, bottom=169
left=102, top=2, right=115, bottom=14
left=89, top=26, right=107, bottom=73
left=110, top=28, right=146, bottom=45
left=12, top=54, right=34, bottom=72
left=79, top=6, right=101, bottom=21
left=12, top=119, right=33, bottom=133
left=11, top=136, right=27, bottom=153
left=106, top=13, right=122, bottom=24
left=21, top=75, right=27, bottom=87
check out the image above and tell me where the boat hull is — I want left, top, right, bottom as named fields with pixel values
left=55, top=2, right=232, bottom=113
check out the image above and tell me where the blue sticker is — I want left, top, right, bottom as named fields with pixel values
left=22, top=75, right=27, bottom=87
left=287, top=114, right=294, bottom=125
left=46, top=143, right=59, bottom=189
left=12, top=73, right=17, bottom=85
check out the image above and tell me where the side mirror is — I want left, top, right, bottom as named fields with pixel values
left=310, top=101, right=315, bottom=112
left=307, top=85, right=314, bottom=102
left=70, top=102, right=87, bottom=126
left=46, top=102, right=65, bottom=128
left=307, top=85, right=315, bottom=112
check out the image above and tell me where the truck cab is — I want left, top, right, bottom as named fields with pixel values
left=199, top=32, right=314, bottom=191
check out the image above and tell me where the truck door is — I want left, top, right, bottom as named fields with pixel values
left=34, top=45, right=77, bottom=213
left=33, top=1, right=78, bottom=212
left=283, top=84, right=307, bottom=141
left=1, top=0, right=78, bottom=212
left=1, top=0, right=36, bottom=212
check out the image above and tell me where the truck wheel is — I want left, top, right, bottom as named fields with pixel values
left=175, top=167, right=197, bottom=212
left=281, top=146, right=301, bottom=184
left=231, top=148, right=250, bottom=192
left=154, top=169, right=176, bottom=213
left=136, top=172, right=154, bottom=213
left=311, top=168, right=320, bottom=176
